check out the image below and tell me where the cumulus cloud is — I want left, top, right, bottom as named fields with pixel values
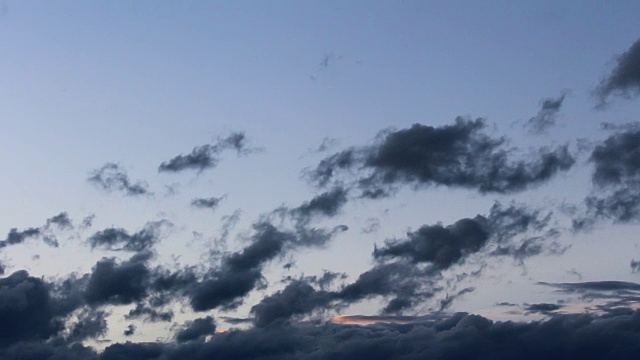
left=88, top=163, right=151, bottom=196
left=595, top=37, right=640, bottom=106
left=307, top=118, right=575, bottom=195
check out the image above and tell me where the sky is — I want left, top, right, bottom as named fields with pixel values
left=2, top=1, right=640, bottom=358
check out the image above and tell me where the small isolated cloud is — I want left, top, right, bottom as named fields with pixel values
left=595, top=37, right=640, bottom=106
left=525, top=92, right=568, bottom=133
left=88, top=163, right=151, bottom=196
left=191, top=196, right=225, bottom=211
left=158, top=132, right=255, bottom=173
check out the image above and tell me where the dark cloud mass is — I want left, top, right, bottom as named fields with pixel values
left=158, top=132, right=251, bottom=173
left=375, top=217, right=489, bottom=269
left=309, top=118, right=575, bottom=195
left=84, top=253, right=152, bottom=305
left=88, top=163, right=151, bottom=196
left=95, top=310, right=640, bottom=360
left=596, top=37, right=640, bottom=105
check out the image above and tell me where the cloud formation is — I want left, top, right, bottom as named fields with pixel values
left=575, top=127, right=640, bottom=227
left=525, top=92, right=568, bottom=133
left=308, top=118, right=575, bottom=195
left=158, top=132, right=252, bottom=173
left=88, top=163, right=151, bottom=196
left=88, top=220, right=171, bottom=252
left=596, top=37, right=640, bottom=106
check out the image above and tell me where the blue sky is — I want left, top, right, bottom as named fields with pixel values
left=2, top=1, right=640, bottom=358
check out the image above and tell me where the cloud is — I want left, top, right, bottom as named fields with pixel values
left=307, top=118, right=575, bottom=195
left=45, top=212, right=73, bottom=230
left=123, top=324, right=136, bottom=337
left=88, top=220, right=171, bottom=252
left=191, top=221, right=345, bottom=312
left=125, top=303, right=173, bottom=323
left=88, top=163, right=151, bottom=196
left=67, top=309, right=109, bottom=342
left=525, top=92, right=568, bottom=133
left=374, top=217, right=490, bottom=269
left=376, top=202, right=555, bottom=269
left=191, top=196, right=224, bottom=211
left=84, top=252, right=153, bottom=306
left=576, top=128, right=640, bottom=227
left=524, top=303, right=564, bottom=315
left=595, top=37, right=640, bottom=106
left=158, top=132, right=253, bottom=173
left=175, top=316, right=216, bottom=343
left=0, top=212, right=75, bottom=249
left=290, top=187, right=349, bottom=223
left=99, top=310, right=640, bottom=360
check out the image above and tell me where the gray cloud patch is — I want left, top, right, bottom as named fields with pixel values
left=596, top=37, right=640, bottom=106
left=191, top=196, right=224, bottom=211
left=158, top=132, right=253, bottom=173
left=525, top=92, right=568, bottom=133
left=88, top=163, right=151, bottom=196
left=88, top=220, right=171, bottom=252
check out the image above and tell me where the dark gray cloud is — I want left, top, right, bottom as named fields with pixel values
left=0, top=212, right=74, bottom=249
left=0, top=227, right=43, bottom=249
left=251, top=281, right=333, bottom=328
left=376, top=202, right=555, bottom=269
left=596, top=37, right=640, bottom=106
left=45, top=212, right=73, bottom=230
left=525, top=92, right=568, bottom=133
left=539, top=280, right=640, bottom=312
left=88, top=220, right=170, bottom=252
left=191, top=222, right=346, bottom=312
left=84, top=252, right=153, bottom=305
left=290, top=187, right=349, bottom=223
left=576, top=128, right=640, bottom=227
left=99, top=310, right=640, bottom=360
left=125, top=303, right=173, bottom=322
left=175, top=316, right=216, bottom=343
left=374, top=217, right=489, bottom=269
left=191, top=196, right=224, bottom=211
left=524, top=303, right=563, bottom=315
left=308, top=118, right=575, bottom=195
left=67, top=309, right=108, bottom=342
left=88, top=163, right=151, bottom=196
left=158, top=132, right=252, bottom=173
left=123, top=324, right=136, bottom=337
